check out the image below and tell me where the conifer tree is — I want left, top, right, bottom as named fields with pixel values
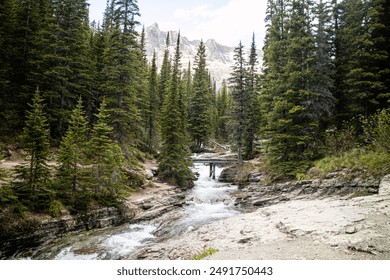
left=261, top=0, right=331, bottom=176
left=159, top=33, right=194, bottom=188
left=57, top=97, right=88, bottom=201
left=158, top=33, right=172, bottom=110
left=216, top=80, right=231, bottom=143
left=28, top=0, right=92, bottom=139
left=146, top=52, right=160, bottom=152
left=243, top=34, right=261, bottom=159
left=335, top=0, right=389, bottom=122
left=87, top=99, right=127, bottom=202
left=189, top=40, right=212, bottom=151
left=181, top=61, right=193, bottom=118
left=101, top=0, right=143, bottom=147
left=136, top=25, right=150, bottom=144
left=14, top=88, right=51, bottom=210
left=311, top=0, right=335, bottom=124
left=229, top=42, right=247, bottom=162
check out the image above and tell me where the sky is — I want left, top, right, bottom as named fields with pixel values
left=87, top=0, right=267, bottom=48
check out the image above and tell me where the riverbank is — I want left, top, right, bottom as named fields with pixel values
left=129, top=173, right=390, bottom=260
left=0, top=158, right=186, bottom=259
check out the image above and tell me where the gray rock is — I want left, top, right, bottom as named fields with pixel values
left=379, top=174, right=390, bottom=196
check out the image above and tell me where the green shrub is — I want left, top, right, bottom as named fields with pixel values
left=362, top=108, right=390, bottom=153
left=192, top=248, right=219, bottom=260
left=49, top=199, right=64, bottom=218
left=312, top=148, right=390, bottom=178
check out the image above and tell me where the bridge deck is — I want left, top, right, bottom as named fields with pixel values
left=192, top=158, right=237, bottom=164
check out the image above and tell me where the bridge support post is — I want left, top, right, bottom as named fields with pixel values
left=209, top=163, right=216, bottom=179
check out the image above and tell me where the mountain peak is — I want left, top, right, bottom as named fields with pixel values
left=144, top=24, right=234, bottom=87
left=148, top=22, right=160, bottom=31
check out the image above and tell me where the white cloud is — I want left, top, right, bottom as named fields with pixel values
left=174, top=4, right=216, bottom=19
left=170, top=0, right=267, bottom=47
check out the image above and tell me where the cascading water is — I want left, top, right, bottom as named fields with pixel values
left=27, top=160, right=239, bottom=260
left=168, top=163, right=239, bottom=235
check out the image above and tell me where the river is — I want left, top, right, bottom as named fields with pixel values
left=30, top=161, right=239, bottom=260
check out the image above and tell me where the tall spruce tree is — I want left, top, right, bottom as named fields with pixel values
left=136, top=25, right=150, bottom=146
left=216, top=80, right=231, bottom=143
left=335, top=0, right=388, bottom=123
left=311, top=0, right=335, bottom=125
left=229, top=42, right=247, bottom=162
left=243, top=34, right=261, bottom=159
left=189, top=40, right=212, bottom=151
left=57, top=97, right=88, bottom=201
left=159, top=33, right=193, bottom=188
left=146, top=51, right=160, bottom=152
left=14, top=88, right=51, bottom=210
left=28, top=0, right=92, bottom=139
left=261, top=0, right=331, bottom=176
left=101, top=0, right=143, bottom=147
left=87, top=99, right=127, bottom=202
left=158, top=33, right=172, bottom=110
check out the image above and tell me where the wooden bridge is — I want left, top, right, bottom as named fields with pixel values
left=192, top=158, right=237, bottom=179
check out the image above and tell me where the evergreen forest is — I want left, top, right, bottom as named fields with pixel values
left=0, top=0, right=389, bottom=226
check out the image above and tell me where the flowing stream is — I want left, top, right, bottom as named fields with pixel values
left=31, top=161, right=239, bottom=260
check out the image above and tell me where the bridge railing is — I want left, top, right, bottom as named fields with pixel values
left=192, top=158, right=237, bottom=179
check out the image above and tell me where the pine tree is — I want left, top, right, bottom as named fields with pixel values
left=371, top=0, right=390, bottom=107
left=136, top=25, right=150, bottom=147
left=243, top=34, right=261, bottom=159
left=14, top=88, right=51, bottom=210
left=181, top=61, right=193, bottom=124
left=261, top=0, right=331, bottom=176
left=229, top=42, right=247, bottom=162
left=1, top=0, right=54, bottom=135
left=57, top=97, right=88, bottom=201
left=145, top=51, right=160, bottom=152
left=158, top=33, right=172, bottom=110
left=189, top=40, right=212, bottom=151
left=311, top=0, right=336, bottom=124
left=101, top=0, right=143, bottom=147
left=87, top=99, right=127, bottom=202
left=159, top=33, right=194, bottom=188
left=216, top=80, right=231, bottom=143
left=335, top=0, right=389, bottom=123
left=28, top=0, right=92, bottom=139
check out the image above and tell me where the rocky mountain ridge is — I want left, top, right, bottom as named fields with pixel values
left=144, top=23, right=261, bottom=88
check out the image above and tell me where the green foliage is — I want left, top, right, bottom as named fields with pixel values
left=87, top=100, right=128, bottom=202
left=56, top=97, right=89, bottom=204
left=145, top=52, right=160, bottom=153
left=13, top=89, right=52, bottom=211
left=229, top=42, right=246, bottom=162
left=192, top=248, right=219, bottom=260
left=243, top=34, right=261, bottom=160
left=159, top=33, right=194, bottom=189
left=189, top=40, right=213, bottom=151
left=261, top=0, right=335, bottom=177
left=312, top=109, right=390, bottom=178
left=48, top=199, right=64, bottom=218
left=312, top=148, right=390, bottom=178
left=323, top=124, right=359, bottom=155
left=215, top=81, right=231, bottom=143
left=362, top=108, right=390, bottom=152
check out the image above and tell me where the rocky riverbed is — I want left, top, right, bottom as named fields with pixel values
left=2, top=155, right=389, bottom=260
left=128, top=173, right=390, bottom=260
